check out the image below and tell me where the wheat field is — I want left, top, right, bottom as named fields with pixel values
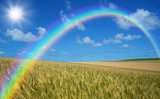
left=75, top=60, right=160, bottom=71
left=0, top=57, right=160, bottom=99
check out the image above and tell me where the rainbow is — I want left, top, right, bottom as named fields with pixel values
left=0, top=6, right=160, bottom=99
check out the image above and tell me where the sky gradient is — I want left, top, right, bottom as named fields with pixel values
left=0, top=0, right=160, bottom=62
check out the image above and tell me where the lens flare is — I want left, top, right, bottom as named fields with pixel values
left=8, top=7, right=23, bottom=21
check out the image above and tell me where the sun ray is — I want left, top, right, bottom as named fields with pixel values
left=8, top=7, right=23, bottom=21
left=4, top=2, right=30, bottom=26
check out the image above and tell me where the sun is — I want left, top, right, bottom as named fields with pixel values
left=8, top=7, right=24, bottom=21
left=3, top=2, right=31, bottom=25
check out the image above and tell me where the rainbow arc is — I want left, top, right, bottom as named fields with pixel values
left=0, top=7, right=159, bottom=99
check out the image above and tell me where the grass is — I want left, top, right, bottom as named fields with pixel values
left=0, top=57, right=160, bottom=98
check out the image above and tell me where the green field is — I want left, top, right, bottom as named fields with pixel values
left=0, top=57, right=160, bottom=98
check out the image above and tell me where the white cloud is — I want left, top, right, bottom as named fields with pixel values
left=36, top=27, right=46, bottom=40
left=133, top=9, right=160, bottom=30
left=83, top=36, right=95, bottom=44
left=78, top=33, right=140, bottom=47
left=103, top=33, right=140, bottom=45
left=36, top=27, right=46, bottom=34
left=0, top=51, right=4, bottom=55
left=6, top=27, right=46, bottom=42
left=99, top=0, right=117, bottom=8
left=0, top=38, right=6, bottom=43
left=77, top=34, right=139, bottom=47
left=93, top=43, right=103, bottom=47
left=75, top=22, right=86, bottom=31
left=108, top=3, right=117, bottom=9
left=60, top=10, right=86, bottom=31
left=50, top=48, right=56, bottom=52
left=77, top=36, right=103, bottom=47
left=59, top=0, right=86, bottom=31
left=115, top=9, right=160, bottom=30
left=103, top=38, right=122, bottom=44
left=77, top=36, right=95, bottom=44
left=119, top=44, right=136, bottom=49
left=60, top=10, right=69, bottom=22
left=121, top=44, right=129, bottom=48
left=115, top=33, right=141, bottom=40
left=6, top=29, right=36, bottom=42
left=76, top=37, right=83, bottom=44
left=114, top=18, right=133, bottom=30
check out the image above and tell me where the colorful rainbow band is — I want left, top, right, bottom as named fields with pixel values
left=0, top=6, right=160, bottom=99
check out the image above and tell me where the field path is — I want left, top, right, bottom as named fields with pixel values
left=74, top=61, right=160, bottom=71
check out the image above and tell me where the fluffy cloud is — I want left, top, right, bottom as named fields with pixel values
left=133, top=9, right=160, bottom=30
left=0, top=38, right=6, bottom=43
left=103, top=38, right=122, bottom=44
left=114, top=18, right=133, bottom=30
left=93, top=43, right=103, bottom=47
left=36, top=27, right=46, bottom=34
left=83, top=36, right=95, bottom=44
left=115, top=33, right=141, bottom=40
left=103, top=33, right=141, bottom=44
left=75, top=22, right=86, bottom=31
left=6, top=29, right=36, bottom=42
left=77, top=33, right=139, bottom=47
left=77, top=36, right=94, bottom=44
left=0, top=51, right=4, bottom=55
left=6, top=27, right=46, bottom=42
left=115, top=9, right=160, bottom=30
left=36, top=27, right=47, bottom=40
left=77, top=36, right=103, bottom=47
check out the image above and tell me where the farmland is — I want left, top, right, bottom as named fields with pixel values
left=75, top=59, right=160, bottom=72
left=0, top=57, right=160, bottom=98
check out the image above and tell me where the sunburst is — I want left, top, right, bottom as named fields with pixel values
left=8, top=7, right=23, bottom=21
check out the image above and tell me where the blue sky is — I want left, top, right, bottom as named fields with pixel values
left=0, top=0, right=160, bottom=62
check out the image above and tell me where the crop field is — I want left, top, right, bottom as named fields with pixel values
left=0, top=57, right=160, bottom=98
left=75, top=59, right=160, bottom=72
